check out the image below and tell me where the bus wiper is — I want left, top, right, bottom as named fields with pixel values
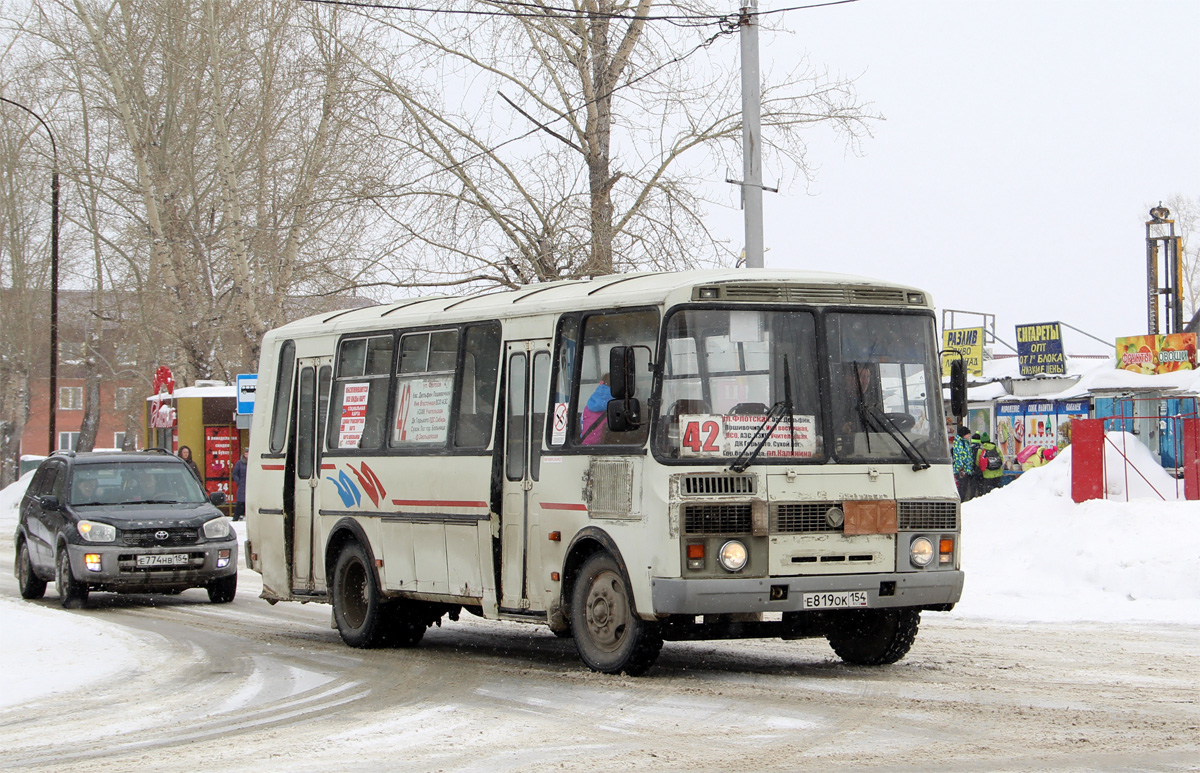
left=729, top=357, right=795, bottom=474
left=729, top=401, right=787, bottom=473
left=848, top=360, right=928, bottom=471
left=860, top=403, right=930, bottom=471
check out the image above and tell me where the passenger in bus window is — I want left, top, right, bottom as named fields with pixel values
left=580, top=373, right=610, bottom=445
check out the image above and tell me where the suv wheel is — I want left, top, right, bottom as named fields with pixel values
left=16, top=541, right=47, bottom=600
left=56, top=548, right=89, bottom=609
left=207, top=574, right=238, bottom=604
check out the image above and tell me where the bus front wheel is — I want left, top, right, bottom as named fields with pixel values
left=826, top=608, right=920, bottom=665
left=570, top=552, right=662, bottom=676
left=332, top=541, right=389, bottom=648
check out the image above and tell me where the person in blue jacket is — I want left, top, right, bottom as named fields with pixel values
left=951, top=425, right=975, bottom=501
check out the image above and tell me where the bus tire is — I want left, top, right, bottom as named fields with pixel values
left=570, top=552, right=662, bottom=675
left=383, top=601, right=428, bottom=648
left=332, top=541, right=389, bottom=648
left=56, top=548, right=89, bottom=609
left=826, top=608, right=920, bottom=666
left=16, top=540, right=47, bottom=600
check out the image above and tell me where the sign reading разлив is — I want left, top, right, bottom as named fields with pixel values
left=1015, top=322, right=1066, bottom=376
left=941, top=327, right=984, bottom=377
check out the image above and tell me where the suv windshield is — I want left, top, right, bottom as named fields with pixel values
left=827, top=312, right=949, bottom=464
left=70, top=462, right=208, bottom=505
left=654, top=308, right=823, bottom=461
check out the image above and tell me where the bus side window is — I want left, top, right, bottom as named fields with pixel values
left=269, top=340, right=296, bottom=454
left=392, top=329, right=458, bottom=447
left=548, top=315, right=578, bottom=447
left=572, top=309, right=657, bottom=447
left=455, top=322, right=501, bottom=449
left=328, top=335, right=394, bottom=450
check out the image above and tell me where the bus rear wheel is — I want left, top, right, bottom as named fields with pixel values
left=570, top=552, right=662, bottom=676
left=826, top=608, right=920, bottom=666
left=332, top=541, right=389, bottom=648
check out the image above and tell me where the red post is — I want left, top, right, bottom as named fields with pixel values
left=1071, top=418, right=1105, bottom=503
left=1183, top=418, right=1200, bottom=501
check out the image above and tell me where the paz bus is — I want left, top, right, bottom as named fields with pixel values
left=244, top=269, right=964, bottom=675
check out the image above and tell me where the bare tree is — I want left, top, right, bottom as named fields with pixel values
left=337, top=0, right=879, bottom=290
left=16, top=0, right=411, bottom=385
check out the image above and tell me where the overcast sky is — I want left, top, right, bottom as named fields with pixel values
left=708, top=0, right=1199, bottom=354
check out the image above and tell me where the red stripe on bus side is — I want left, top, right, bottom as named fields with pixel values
left=261, top=464, right=286, bottom=471
left=391, top=499, right=489, bottom=509
left=539, top=502, right=588, bottom=512
left=321, top=464, right=336, bottom=470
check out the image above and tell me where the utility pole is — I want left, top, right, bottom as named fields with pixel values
left=739, top=0, right=764, bottom=269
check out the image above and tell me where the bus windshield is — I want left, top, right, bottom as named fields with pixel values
left=655, top=308, right=823, bottom=461
left=654, top=307, right=949, bottom=465
left=827, top=311, right=949, bottom=464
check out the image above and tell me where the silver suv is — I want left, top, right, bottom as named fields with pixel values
left=14, top=450, right=238, bottom=608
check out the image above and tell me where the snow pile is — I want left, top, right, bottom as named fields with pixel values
left=953, top=445, right=1200, bottom=624
left=0, top=471, right=151, bottom=707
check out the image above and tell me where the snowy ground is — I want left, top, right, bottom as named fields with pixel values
left=3, top=439, right=1198, bottom=707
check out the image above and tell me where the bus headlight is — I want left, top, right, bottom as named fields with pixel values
left=718, top=540, right=748, bottom=572
left=909, top=537, right=934, bottom=567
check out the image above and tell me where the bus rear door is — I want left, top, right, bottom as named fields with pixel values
left=500, top=341, right=552, bottom=612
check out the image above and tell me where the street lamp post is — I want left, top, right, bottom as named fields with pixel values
left=0, top=96, right=59, bottom=454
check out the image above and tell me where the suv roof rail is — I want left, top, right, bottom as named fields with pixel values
left=140, top=447, right=175, bottom=455
left=50, top=449, right=75, bottom=458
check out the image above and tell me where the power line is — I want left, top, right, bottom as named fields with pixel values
left=298, top=0, right=859, bottom=28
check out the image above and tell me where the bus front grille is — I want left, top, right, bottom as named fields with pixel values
left=680, top=474, right=756, bottom=496
left=897, top=500, right=958, bottom=530
left=682, top=503, right=752, bottom=534
left=771, top=502, right=841, bottom=533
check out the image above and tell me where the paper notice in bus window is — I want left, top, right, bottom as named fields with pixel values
left=394, top=376, right=454, bottom=444
left=678, top=414, right=817, bottom=458
left=338, top=382, right=370, bottom=449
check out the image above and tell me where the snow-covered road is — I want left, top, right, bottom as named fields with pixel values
left=2, top=455, right=1198, bottom=771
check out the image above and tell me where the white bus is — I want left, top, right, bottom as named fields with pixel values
left=245, top=269, right=964, bottom=675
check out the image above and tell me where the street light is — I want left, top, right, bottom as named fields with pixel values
left=0, top=96, right=59, bottom=454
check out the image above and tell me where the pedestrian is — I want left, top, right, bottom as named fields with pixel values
left=178, top=445, right=201, bottom=481
left=951, top=425, right=975, bottom=501
left=976, top=432, right=1004, bottom=495
left=231, top=448, right=248, bottom=520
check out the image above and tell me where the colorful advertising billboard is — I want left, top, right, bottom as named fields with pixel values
left=1115, top=333, right=1197, bottom=375
left=1015, top=322, right=1066, bottom=376
left=941, top=327, right=984, bottom=377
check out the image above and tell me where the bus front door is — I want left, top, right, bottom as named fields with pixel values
left=500, top=341, right=551, bottom=612
left=289, top=357, right=332, bottom=594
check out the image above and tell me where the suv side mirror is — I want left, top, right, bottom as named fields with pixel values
left=209, top=491, right=227, bottom=506
left=608, top=346, right=636, bottom=400
left=40, top=495, right=62, bottom=510
left=949, top=358, right=968, bottom=419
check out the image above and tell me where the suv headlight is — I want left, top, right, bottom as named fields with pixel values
left=203, top=517, right=233, bottom=540
left=77, top=520, right=117, bottom=543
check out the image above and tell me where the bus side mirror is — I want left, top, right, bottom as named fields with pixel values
left=609, top=346, right=636, bottom=400
left=607, top=397, right=641, bottom=432
left=949, top=358, right=968, bottom=418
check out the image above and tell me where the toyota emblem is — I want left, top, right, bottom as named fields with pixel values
left=154, top=530, right=169, bottom=541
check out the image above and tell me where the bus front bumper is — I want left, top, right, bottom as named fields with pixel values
left=651, top=570, right=964, bottom=615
